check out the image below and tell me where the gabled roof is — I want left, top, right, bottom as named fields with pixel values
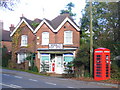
left=2, top=30, right=11, bottom=41
left=34, top=19, right=54, bottom=33
left=10, top=14, right=80, bottom=36
left=34, top=14, right=80, bottom=33
left=10, top=17, right=41, bottom=36
left=54, top=16, right=80, bottom=32
left=29, top=18, right=42, bottom=30
left=51, top=14, right=68, bottom=30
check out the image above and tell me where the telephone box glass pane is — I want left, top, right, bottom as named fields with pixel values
left=97, top=55, right=101, bottom=57
left=96, top=72, right=101, bottom=74
left=96, top=61, right=101, bottom=63
left=106, top=55, right=109, bottom=60
left=96, top=66, right=101, bottom=68
left=97, top=58, right=101, bottom=60
left=106, top=75, right=109, bottom=77
left=96, top=64, right=101, bottom=65
left=96, top=75, right=101, bottom=77
left=96, top=69, right=101, bottom=71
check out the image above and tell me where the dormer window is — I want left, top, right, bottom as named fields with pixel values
left=64, top=31, right=73, bottom=44
left=21, top=35, right=28, bottom=46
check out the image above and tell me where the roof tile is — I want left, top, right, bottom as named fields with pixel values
left=2, top=30, right=11, bottom=41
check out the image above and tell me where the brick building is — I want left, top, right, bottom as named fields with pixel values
left=10, top=14, right=80, bottom=74
left=2, top=30, right=12, bottom=52
left=1, top=21, right=12, bottom=52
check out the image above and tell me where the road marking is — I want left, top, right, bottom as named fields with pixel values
left=0, top=83, right=22, bottom=88
left=45, top=82, right=56, bottom=85
left=10, top=84, right=22, bottom=88
left=3, top=74, right=10, bottom=76
left=60, top=79, right=68, bottom=80
left=67, top=86, right=75, bottom=88
left=14, top=76, right=23, bottom=79
left=29, top=79, right=38, bottom=82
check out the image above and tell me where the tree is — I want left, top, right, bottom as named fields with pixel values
left=74, top=43, right=90, bottom=77
left=25, top=53, right=38, bottom=72
left=60, top=2, right=76, bottom=17
left=0, top=0, right=19, bottom=11
left=2, top=46, right=11, bottom=67
left=80, top=2, right=120, bottom=78
left=81, top=2, right=120, bottom=57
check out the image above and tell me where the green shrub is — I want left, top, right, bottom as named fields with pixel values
left=2, top=46, right=11, bottom=67
left=32, top=66, right=38, bottom=72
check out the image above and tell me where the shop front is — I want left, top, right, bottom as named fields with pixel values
left=37, top=44, right=77, bottom=74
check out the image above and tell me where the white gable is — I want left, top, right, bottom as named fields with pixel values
left=10, top=19, right=34, bottom=36
left=55, top=17, right=80, bottom=32
left=34, top=19, right=54, bottom=33
left=34, top=17, right=80, bottom=33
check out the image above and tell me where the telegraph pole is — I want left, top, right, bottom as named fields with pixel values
left=89, top=2, right=93, bottom=77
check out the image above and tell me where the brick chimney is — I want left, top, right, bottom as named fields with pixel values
left=20, top=14, right=25, bottom=20
left=9, top=24, right=15, bottom=33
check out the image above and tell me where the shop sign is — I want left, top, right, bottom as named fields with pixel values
left=49, top=44, right=63, bottom=49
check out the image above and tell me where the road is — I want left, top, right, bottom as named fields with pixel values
left=0, top=69, right=118, bottom=89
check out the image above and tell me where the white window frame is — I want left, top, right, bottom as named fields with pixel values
left=42, top=32, right=49, bottom=45
left=17, top=53, right=27, bottom=64
left=21, top=35, right=28, bottom=46
left=64, top=31, right=73, bottom=45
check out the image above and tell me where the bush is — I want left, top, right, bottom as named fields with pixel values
left=32, top=66, right=38, bottom=72
left=111, top=72, right=120, bottom=79
left=111, top=60, right=120, bottom=79
left=2, top=46, right=11, bottom=67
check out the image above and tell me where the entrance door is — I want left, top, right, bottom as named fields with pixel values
left=56, top=54, right=63, bottom=74
left=51, top=54, right=55, bottom=72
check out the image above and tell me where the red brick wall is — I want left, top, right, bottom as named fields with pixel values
left=11, top=22, right=35, bottom=63
left=56, top=21, right=80, bottom=48
left=36, top=22, right=80, bottom=49
left=36, top=23, right=55, bottom=49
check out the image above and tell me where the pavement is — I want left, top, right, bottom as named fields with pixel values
left=0, top=69, right=119, bottom=89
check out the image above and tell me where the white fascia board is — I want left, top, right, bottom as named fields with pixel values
left=44, top=20, right=55, bottom=32
left=55, top=17, right=80, bottom=32
left=34, top=20, right=44, bottom=33
left=34, top=19, right=54, bottom=33
left=10, top=19, right=34, bottom=36
left=64, top=48, right=78, bottom=50
left=23, top=19, right=34, bottom=32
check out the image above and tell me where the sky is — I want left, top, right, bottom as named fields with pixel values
left=0, top=0, right=86, bottom=30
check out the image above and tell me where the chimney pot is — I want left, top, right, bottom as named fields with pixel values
left=9, top=24, right=15, bottom=33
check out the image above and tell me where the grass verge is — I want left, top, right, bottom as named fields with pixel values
left=2, top=67, right=49, bottom=76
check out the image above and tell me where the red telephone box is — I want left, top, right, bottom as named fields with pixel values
left=94, top=48, right=110, bottom=81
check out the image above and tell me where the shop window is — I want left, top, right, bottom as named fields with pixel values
left=41, top=54, right=50, bottom=72
left=64, top=56, right=73, bottom=62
